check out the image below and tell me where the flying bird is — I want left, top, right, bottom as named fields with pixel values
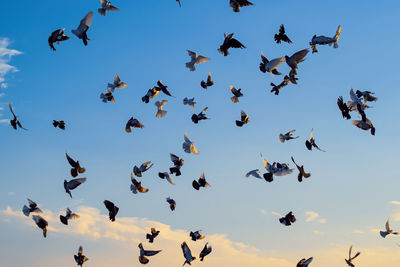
left=98, top=0, right=120, bottom=16
left=190, top=230, right=205, bottom=241
left=71, top=11, right=94, bottom=46
left=353, top=119, right=375, bottom=136
left=183, top=97, right=196, bottom=110
left=53, top=120, right=66, bottom=130
left=166, top=197, right=176, bottom=211
left=380, top=219, right=399, bottom=238
left=158, top=172, right=175, bottom=185
left=138, top=243, right=161, bottom=264
left=9, top=102, right=27, bottom=130
left=181, top=241, right=196, bottom=266
left=236, top=110, right=249, bottom=127
left=32, top=215, right=48, bottom=238
left=199, top=243, right=212, bottom=261
left=260, top=154, right=293, bottom=182
left=279, top=211, right=296, bottom=226
left=186, top=50, right=210, bottom=71
left=108, top=74, right=128, bottom=92
left=229, top=0, right=253, bottom=12
left=130, top=173, right=149, bottom=194
left=155, top=100, right=168, bottom=118
left=218, top=33, right=246, bottom=56
left=66, top=153, right=86, bottom=177
left=345, top=245, right=360, bottom=267
left=270, top=77, right=290, bottom=95
left=64, top=178, right=86, bottom=198
left=154, top=80, right=173, bottom=97
left=104, top=200, right=119, bottom=222
left=259, top=53, right=284, bottom=75
left=48, top=29, right=70, bottom=51
left=274, top=24, right=292, bottom=44
left=297, top=257, right=313, bottom=267
left=291, top=156, right=311, bottom=182
left=170, top=153, right=184, bottom=176
left=125, top=117, right=144, bottom=133
left=310, top=25, right=341, bottom=53
left=133, top=161, right=154, bottom=177
left=245, top=169, right=262, bottom=179
left=192, top=173, right=211, bottom=190
left=356, top=90, right=377, bottom=102
left=191, top=107, right=209, bottom=124
left=142, top=87, right=160, bottom=103
left=230, top=86, right=243, bottom=103
left=279, top=130, right=299, bottom=143
left=285, top=49, right=309, bottom=75
left=146, top=228, right=160, bottom=243
left=183, top=132, right=199, bottom=154
left=74, top=246, right=88, bottom=267
left=305, top=129, right=326, bottom=152
left=100, top=89, right=115, bottom=103
left=59, top=207, right=80, bottom=225
left=337, top=96, right=351, bottom=120
left=22, top=199, right=42, bottom=216
left=201, top=72, right=214, bottom=89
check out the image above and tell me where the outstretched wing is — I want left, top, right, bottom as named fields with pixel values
left=67, top=178, right=87, bottom=189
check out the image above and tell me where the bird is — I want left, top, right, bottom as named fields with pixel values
left=100, top=89, right=115, bottom=103
left=345, top=245, right=360, bottom=267
left=337, top=96, right=351, bottom=120
left=287, top=69, right=299, bottom=84
left=125, top=117, right=144, bottom=133
left=154, top=80, right=173, bottom=97
left=260, top=154, right=293, bottom=181
left=108, top=74, right=128, bottom=92
left=270, top=77, right=290, bottom=95
left=380, top=219, right=399, bottom=238
left=53, top=120, right=66, bottom=130
left=236, top=110, right=249, bottom=127
left=64, top=178, right=86, bottom=198
left=356, top=90, right=378, bottom=102
left=166, top=197, right=176, bottom=211
left=186, top=50, right=210, bottom=71
left=176, top=0, right=181, bottom=7
left=133, top=161, right=154, bottom=177
left=279, top=130, right=299, bottom=143
left=74, top=246, right=89, bottom=266
left=158, top=172, right=175, bottom=185
left=32, top=215, right=48, bottom=238
left=190, top=230, right=205, bottom=241
left=274, top=24, right=292, bottom=44
left=347, top=88, right=364, bottom=111
left=192, top=173, right=211, bottom=190
left=146, top=228, right=160, bottom=243
left=48, top=29, right=70, bottom=51
left=130, top=173, right=149, bottom=194
left=297, top=257, right=313, bottom=267
left=201, top=72, right=214, bottom=89
left=22, top=199, right=42, bottom=216
left=181, top=241, right=196, bottom=266
left=309, top=25, right=342, bottom=53
left=199, top=243, right=212, bottom=261
left=245, top=169, right=262, bottom=179
left=138, top=243, right=161, bottom=264
left=230, top=85, right=243, bottom=103
left=98, top=0, right=120, bottom=16
left=291, top=156, right=311, bottom=182
left=183, top=97, right=196, bottom=110
left=142, top=87, right=160, bottom=103
left=218, top=33, right=246, bottom=56
left=66, top=153, right=86, bottom=178
left=71, top=11, right=94, bottom=46
left=305, top=129, right=326, bottom=152
left=229, top=0, right=253, bottom=12
left=279, top=211, right=296, bottom=226
left=170, top=153, right=184, bottom=176
left=285, top=49, right=309, bottom=75
left=259, top=52, right=284, bottom=75
left=353, top=119, right=375, bottom=136
left=155, top=100, right=168, bottom=118
left=8, top=102, right=27, bottom=130
left=183, top=132, right=199, bottom=154
left=59, top=207, right=80, bottom=225
left=104, top=200, right=119, bottom=222
left=191, top=107, right=209, bottom=124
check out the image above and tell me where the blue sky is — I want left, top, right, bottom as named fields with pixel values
left=1, top=0, right=400, bottom=266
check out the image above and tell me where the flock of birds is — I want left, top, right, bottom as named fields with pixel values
left=5, top=0, right=387, bottom=266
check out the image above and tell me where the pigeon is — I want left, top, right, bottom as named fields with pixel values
left=183, top=132, right=199, bottom=154
left=125, top=117, right=144, bottom=133
left=22, top=199, right=43, bottom=216
left=98, top=0, right=120, bottom=16
left=199, top=243, right=212, bottom=261
left=59, top=207, right=80, bottom=225
left=9, top=102, right=27, bottom=130
left=166, top=197, right=176, bottom=211
left=130, top=173, right=149, bottom=194
left=229, top=0, right=253, bottom=12
left=305, top=129, right=326, bottom=152
left=274, top=24, right=292, bottom=44
left=279, top=130, right=299, bottom=143
left=201, top=73, right=214, bottom=89
left=236, top=110, right=249, bottom=127
left=155, top=100, right=168, bottom=118
left=183, top=97, right=196, bottom=110
left=74, top=246, right=88, bottom=266
left=348, top=88, right=364, bottom=111
left=356, top=90, right=378, bottom=102
left=108, top=74, right=128, bottom=92
left=297, top=257, right=313, bottom=267
left=190, top=230, right=205, bottom=241
left=218, top=33, right=246, bottom=56
left=104, top=200, right=119, bottom=222
left=48, top=29, right=70, bottom=51
left=260, top=154, right=293, bottom=182
left=66, top=153, right=86, bottom=178
left=279, top=211, right=296, bottom=226
left=176, top=0, right=181, bottom=7
left=170, top=153, right=184, bottom=176
left=192, top=173, right=211, bottom=190
left=158, top=172, right=175, bottom=185
left=186, top=50, right=210, bottom=71
left=291, top=156, right=311, bottom=182
left=154, top=80, right=173, bottom=97
left=270, top=77, right=290, bottom=95
left=337, top=96, right=351, bottom=120
left=191, top=107, right=209, bottom=124
left=100, top=89, right=115, bottom=103
left=259, top=52, right=284, bottom=75
left=310, top=25, right=341, bottom=53
left=71, top=11, right=94, bottom=46
left=345, top=245, right=360, bottom=267
left=245, top=169, right=262, bottom=179
left=32, top=215, right=48, bottom=238
left=138, top=243, right=161, bottom=264
left=64, top=178, right=86, bottom=198
left=181, top=241, right=196, bottom=266
left=285, top=49, right=309, bottom=75
left=380, top=219, right=399, bottom=238
left=146, top=228, right=160, bottom=243
left=53, top=120, right=66, bottom=130
left=142, top=87, right=160, bottom=103
left=133, top=161, right=154, bottom=177
left=230, top=85, right=243, bottom=103
left=353, top=119, right=375, bottom=136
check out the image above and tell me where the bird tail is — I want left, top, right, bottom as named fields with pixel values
left=185, top=62, right=195, bottom=71
left=22, top=205, right=30, bottom=216
left=235, top=120, right=244, bottom=127
left=156, top=110, right=167, bottom=118
left=230, top=96, right=239, bottom=103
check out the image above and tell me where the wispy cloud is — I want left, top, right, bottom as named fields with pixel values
left=353, top=230, right=365, bottom=234
left=313, top=230, right=325, bottom=235
left=0, top=37, right=21, bottom=89
left=390, top=201, right=400, bottom=205
left=305, top=211, right=327, bottom=223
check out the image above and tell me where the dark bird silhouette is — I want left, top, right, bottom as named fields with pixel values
left=166, top=197, right=176, bottom=211
left=22, top=199, right=42, bottom=216
left=155, top=80, right=173, bottom=97
left=285, top=49, right=309, bottom=75
left=66, top=153, right=85, bottom=177
left=288, top=69, right=298, bottom=84
left=236, top=110, right=249, bottom=127
left=192, top=173, right=211, bottom=190
left=380, top=219, right=399, bottom=238
left=218, top=33, right=246, bottom=56
left=138, top=243, right=161, bottom=264
left=74, top=246, right=88, bottom=266
left=48, top=29, right=70, bottom=51
left=9, top=102, right=27, bottom=130
left=133, top=161, right=153, bottom=177
left=104, top=200, right=119, bottom=222
left=270, top=77, right=290, bottom=95
left=190, top=230, right=205, bottom=241
left=199, top=243, right=212, bottom=261
left=337, top=96, right=351, bottom=120
left=71, top=11, right=94, bottom=46
left=100, top=89, right=115, bottom=103
left=229, top=0, right=253, bottom=12
left=191, top=107, right=209, bottom=124
left=201, top=72, right=214, bottom=89
left=259, top=52, right=284, bottom=75
left=297, top=257, right=313, bottom=267
left=279, top=129, right=299, bottom=143
left=291, top=156, right=311, bottom=182
left=53, top=120, right=66, bottom=130
left=356, top=90, right=378, bottom=102
left=64, top=178, right=86, bottom=198
left=279, top=211, right=296, bottom=226
left=345, top=245, right=360, bottom=267
left=274, top=24, right=292, bottom=44
left=305, top=129, right=325, bottom=152
left=181, top=241, right=196, bottom=266
left=32, top=215, right=48, bottom=238
left=125, top=117, right=144, bottom=133
left=170, top=153, right=184, bottom=176
left=59, top=207, right=80, bottom=225
left=230, top=85, right=243, bottom=103
left=130, top=173, right=149, bottom=194
left=98, top=0, right=120, bottom=16
left=146, top=228, right=160, bottom=243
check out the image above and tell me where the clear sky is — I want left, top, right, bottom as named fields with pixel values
left=1, top=0, right=400, bottom=266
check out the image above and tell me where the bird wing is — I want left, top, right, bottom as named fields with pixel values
left=229, top=38, right=245, bottom=48
left=291, top=156, right=300, bottom=169
left=181, top=242, right=193, bottom=260
left=103, top=200, right=115, bottom=212
left=28, top=198, right=37, bottom=208
left=67, top=178, right=86, bottom=189
left=107, top=5, right=120, bottom=11
left=80, top=11, right=94, bottom=29
left=238, top=0, right=253, bottom=6
left=260, top=154, right=269, bottom=170
left=170, top=153, right=180, bottom=164
left=184, top=132, right=191, bottom=144
left=279, top=24, right=285, bottom=34
left=144, top=249, right=161, bottom=257
left=66, top=153, right=78, bottom=167
left=245, top=169, right=262, bottom=179
left=166, top=173, right=175, bottom=185
left=309, top=129, right=313, bottom=140
left=190, top=143, right=199, bottom=154
left=196, top=55, right=210, bottom=64
left=349, top=245, right=352, bottom=259
left=290, top=49, right=309, bottom=64
left=386, top=219, right=390, bottom=231
left=230, top=85, right=237, bottom=94
left=349, top=88, right=359, bottom=103
left=240, top=110, right=248, bottom=121
left=187, top=50, right=197, bottom=60
left=113, top=74, right=121, bottom=85
left=351, top=252, right=360, bottom=261
left=8, top=102, right=16, bottom=117
left=207, top=72, right=212, bottom=83
left=268, top=57, right=285, bottom=69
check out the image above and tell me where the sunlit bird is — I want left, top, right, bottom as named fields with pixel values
left=74, top=246, right=88, bottom=266
left=310, top=25, right=341, bottom=53
left=236, top=110, right=249, bottom=127
left=64, top=178, right=86, bottom=198
left=22, top=199, right=42, bottom=216
left=190, top=230, right=205, bottom=241
left=201, top=72, right=214, bottom=89
left=183, top=97, right=196, bottom=110
left=186, top=50, right=210, bottom=71
left=130, top=173, right=149, bottom=194
left=297, top=257, right=313, bottom=267
left=345, top=245, right=360, bottom=267
left=191, top=107, right=209, bottom=124
left=133, top=161, right=154, bottom=177
left=98, top=0, right=120, bottom=16
left=380, top=219, right=399, bottom=238
left=59, top=207, right=80, bottom=225
left=279, top=129, right=299, bottom=143
left=48, top=29, right=70, bottom=51
left=291, top=156, right=311, bottom=182
left=32, top=215, right=48, bottom=238
left=192, top=172, right=211, bottom=190
left=146, top=228, right=160, bottom=243
left=138, top=243, right=161, bottom=264
left=66, top=153, right=86, bottom=178
left=305, top=128, right=326, bottom=152
left=230, top=85, right=243, bottom=103
left=183, top=132, right=199, bottom=154
left=108, top=74, right=128, bottom=92
left=71, top=11, right=94, bottom=46
left=166, top=197, right=176, bottom=211
left=259, top=52, right=284, bottom=75
left=125, top=117, right=144, bottom=133
left=155, top=100, right=168, bottom=118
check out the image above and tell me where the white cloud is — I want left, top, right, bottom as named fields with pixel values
left=313, top=230, right=325, bottom=235
left=353, top=230, right=365, bottom=234
left=0, top=119, right=9, bottom=124
left=390, top=201, right=400, bottom=205
left=305, top=211, right=327, bottom=223
left=0, top=37, right=21, bottom=89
